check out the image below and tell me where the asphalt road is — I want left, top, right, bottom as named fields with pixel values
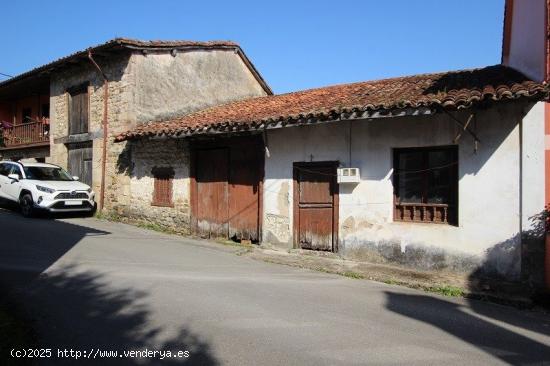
left=0, top=208, right=549, bottom=365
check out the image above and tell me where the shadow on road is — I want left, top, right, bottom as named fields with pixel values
left=385, top=291, right=550, bottom=365
left=0, top=208, right=219, bottom=365
left=18, top=266, right=218, bottom=365
left=0, top=208, right=108, bottom=289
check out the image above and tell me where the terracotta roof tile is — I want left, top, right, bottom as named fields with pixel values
left=117, top=64, right=547, bottom=141
left=0, top=38, right=271, bottom=94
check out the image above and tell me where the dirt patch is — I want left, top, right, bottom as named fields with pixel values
left=248, top=246, right=467, bottom=290
left=245, top=245, right=535, bottom=307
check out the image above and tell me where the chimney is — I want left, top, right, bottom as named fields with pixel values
left=502, top=0, right=548, bottom=82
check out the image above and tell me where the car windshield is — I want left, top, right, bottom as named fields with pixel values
left=23, top=166, right=74, bottom=181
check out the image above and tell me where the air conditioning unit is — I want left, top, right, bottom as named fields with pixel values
left=337, top=167, right=360, bottom=183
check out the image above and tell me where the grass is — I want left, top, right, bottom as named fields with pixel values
left=340, top=271, right=365, bottom=279
left=426, top=285, right=465, bottom=297
left=383, top=278, right=399, bottom=285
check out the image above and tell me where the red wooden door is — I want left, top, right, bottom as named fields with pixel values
left=195, top=148, right=229, bottom=238
left=294, top=162, right=338, bottom=251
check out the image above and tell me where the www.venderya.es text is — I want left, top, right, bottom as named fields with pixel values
left=10, top=348, right=190, bottom=360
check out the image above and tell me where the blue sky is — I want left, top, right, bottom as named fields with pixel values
left=0, top=0, right=504, bottom=94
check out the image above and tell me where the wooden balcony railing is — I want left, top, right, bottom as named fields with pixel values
left=394, top=202, right=455, bottom=225
left=0, top=121, right=50, bottom=149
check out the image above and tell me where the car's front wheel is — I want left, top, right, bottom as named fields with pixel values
left=20, top=194, right=34, bottom=218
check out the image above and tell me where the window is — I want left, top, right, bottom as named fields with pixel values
left=23, top=166, right=73, bottom=181
left=7, top=164, right=22, bottom=178
left=393, top=146, right=458, bottom=225
left=151, top=167, right=174, bottom=207
left=68, top=85, right=89, bottom=135
left=22, top=108, right=32, bottom=124
left=0, top=163, right=9, bottom=176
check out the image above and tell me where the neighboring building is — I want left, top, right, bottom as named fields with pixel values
left=0, top=38, right=271, bottom=214
left=0, top=73, right=50, bottom=161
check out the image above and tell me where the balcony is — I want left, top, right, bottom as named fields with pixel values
left=394, top=202, right=457, bottom=225
left=0, top=120, right=50, bottom=150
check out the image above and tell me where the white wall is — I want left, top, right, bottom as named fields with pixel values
left=504, top=0, right=546, bottom=81
left=522, top=102, right=545, bottom=230
left=521, top=102, right=546, bottom=284
left=263, top=101, right=541, bottom=278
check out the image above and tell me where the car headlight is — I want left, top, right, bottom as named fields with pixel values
left=87, top=188, right=92, bottom=193
left=36, top=185, right=55, bottom=194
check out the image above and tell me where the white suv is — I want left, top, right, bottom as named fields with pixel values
left=0, top=161, right=96, bottom=217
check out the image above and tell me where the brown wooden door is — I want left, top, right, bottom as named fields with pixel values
left=191, top=136, right=263, bottom=242
left=294, top=162, right=338, bottom=251
left=67, top=142, right=93, bottom=187
left=195, top=148, right=229, bottom=238
left=228, top=142, right=262, bottom=241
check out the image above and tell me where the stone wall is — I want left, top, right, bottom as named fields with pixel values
left=48, top=52, right=133, bottom=209
left=48, top=48, right=268, bottom=217
left=123, top=139, right=191, bottom=230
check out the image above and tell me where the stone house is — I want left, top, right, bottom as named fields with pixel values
left=0, top=38, right=271, bottom=217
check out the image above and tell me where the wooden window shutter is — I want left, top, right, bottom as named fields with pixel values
left=151, top=167, right=175, bottom=207
left=68, top=84, right=89, bottom=135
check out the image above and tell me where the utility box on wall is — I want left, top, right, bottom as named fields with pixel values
left=337, top=167, right=360, bottom=183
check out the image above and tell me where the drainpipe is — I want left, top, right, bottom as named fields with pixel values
left=87, top=50, right=109, bottom=212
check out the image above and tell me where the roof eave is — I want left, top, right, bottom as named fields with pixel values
left=0, top=38, right=272, bottom=95
left=115, top=91, right=549, bottom=143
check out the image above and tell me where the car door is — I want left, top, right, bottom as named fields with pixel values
left=0, top=163, right=10, bottom=199
left=4, top=164, right=23, bottom=200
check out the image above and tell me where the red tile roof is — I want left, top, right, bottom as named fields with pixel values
left=116, top=65, right=547, bottom=142
left=0, top=38, right=271, bottom=94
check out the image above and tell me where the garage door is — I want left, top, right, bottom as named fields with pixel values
left=191, top=136, right=263, bottom=242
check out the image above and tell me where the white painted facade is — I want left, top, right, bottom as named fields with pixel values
left=503, top=0, right=546, bottom=82
left=262, top=101, right=545, bottom=278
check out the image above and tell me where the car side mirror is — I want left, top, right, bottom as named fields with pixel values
left=72, top=176, right=79, bottom=181
left=7, top=173, right=19, bottom=182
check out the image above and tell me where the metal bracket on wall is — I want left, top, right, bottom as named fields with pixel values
left=442, top=109, right=480, bottom=153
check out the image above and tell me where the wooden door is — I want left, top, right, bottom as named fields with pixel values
left=191, top=136, right=263, bottom=242
left=194, top=148, right=229, bottom=238
left=67, top=142, right=93, bottom=187
left=228, top=141, right=262, bottom=241
left=294, top=162, right=338, bottom=251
